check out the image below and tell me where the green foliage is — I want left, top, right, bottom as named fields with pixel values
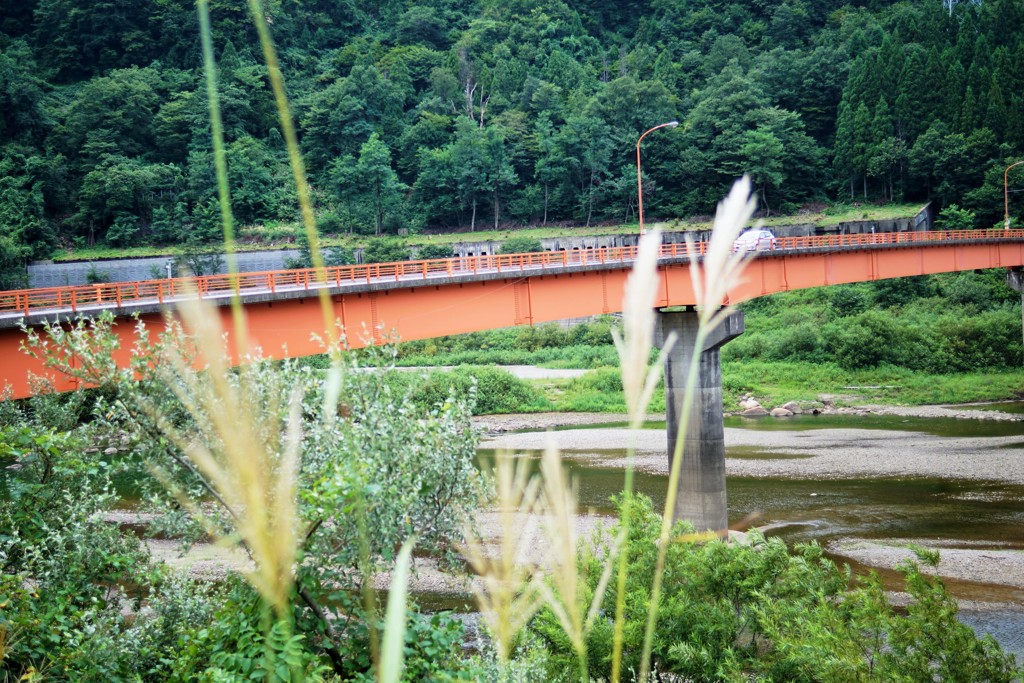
left=85, top=263, right=111, bottom=284
left=3, top=0, right=1024, bottom=257
left=415, top=243, right=455, bottom=260
left=0, top=426, right=159, bottom=681
left=403, top=366, right=553, bottom=414
left=395, top=319, right=620, bottom=371
left=499, top=236, right=545, bottom=254
left=727, top=273, right=1022, bottom=373
left=936, top=203, right=977, bottom=230
left=175, top=244, right=223, bottom=276
left=529, top=495, right=1020, bottom=681
left=15, top=316, right=486, bottom=678
left=363, top=237, right=411, bottom=264
left=330, top=133, right=408, bottom=236
left=168, top=579, right=327, bottom=682
left=334, top=602, right=472, bottom=683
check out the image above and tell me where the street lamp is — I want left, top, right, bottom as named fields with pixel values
left=637, top=120, right=679, bottom=236
left=1005, top=160, right=1023, bottom=230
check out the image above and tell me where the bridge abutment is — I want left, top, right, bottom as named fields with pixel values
left=656, top=309, right=744, bottom=533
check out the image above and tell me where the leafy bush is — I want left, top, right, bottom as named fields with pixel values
left=17, top=317, right=487, bottom=678
left=416, top=243, right=455, bottom=260
left=85, top=263, right=111, bottom=283
left=0, top=427, right=156, bottom=681
left=407, top=366, right=552, bottom=414
left=363, top=237, right=410, bottom=263
left=106, top=214, right=141, bottom=246
left=827, top=284, right=869, bottom=317
left=530, top=495, right=1020, bottom=681
left=936, top=203, right=976, bottom=230
left=555, top=367, right=667, bottom=413
left=499, top=236, right=545, bottom=254
left=317, top=211, right=343, bottom=234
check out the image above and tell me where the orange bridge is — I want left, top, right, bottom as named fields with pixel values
left=2, top=229, right=1024, bottom=399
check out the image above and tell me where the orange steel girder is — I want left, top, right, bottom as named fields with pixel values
left=2, top=240, right=1024, bottom=400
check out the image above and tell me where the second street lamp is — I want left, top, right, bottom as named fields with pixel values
left=636, top=120, right=679, bottom=236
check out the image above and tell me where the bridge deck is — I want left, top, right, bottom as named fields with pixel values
left=3, top=230, right=1022, bottom=326
left=1, top=229, right=1023, bottom=399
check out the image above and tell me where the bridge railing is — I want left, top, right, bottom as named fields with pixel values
left=2, top=229, right=1022, bottom=318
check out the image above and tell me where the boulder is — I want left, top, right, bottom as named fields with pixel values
left=740, top=406, right=769, bottom=417
left=770, top=407, right=794, bottom=418
left=740, top=398, right=762, bottom=410
left=782, top=401, right=803, bottom=414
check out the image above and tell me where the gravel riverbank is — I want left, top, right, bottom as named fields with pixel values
left=480, top=417, right=1024, bottom=484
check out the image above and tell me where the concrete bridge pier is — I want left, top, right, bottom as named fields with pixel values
left=655, top=308, right=745, bottom=533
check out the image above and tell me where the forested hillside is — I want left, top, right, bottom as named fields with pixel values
left=2, top=0, right=1024, bottom=287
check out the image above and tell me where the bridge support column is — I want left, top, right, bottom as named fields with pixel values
left=1007, top=269, right=1024, bottom=359
left=655, top=308, right=744, bottom=533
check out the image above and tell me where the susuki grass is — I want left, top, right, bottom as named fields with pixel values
left=634, top=177, right=757, bottom=681
left=608, top=227, right=674, bottom=682
left=142, top=296, right=301, bottom=615
left=159, top=1, right=402, bottom=679
left=172, top=1, right=971, bottom=679
left=460, top=452, right=545, bottom=662
left=459, top=178, right=759, bottom=682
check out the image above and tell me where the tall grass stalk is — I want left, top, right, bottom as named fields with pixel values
left=197, top=0, right=247, bottom=355
left=244, top=0, right=336, bottom=345
left=461, top=452, right=545, bottom=663
left=637, top=176, right=757, bottom=681
left=379, top=539, right=415, bottom=683
left=237, top=3, right=388, bottom=671
left=537, top=442, right=619, bottom=683
left=608, top=227, right=676, bottom=683
left=182, top=4, right=396, bottom=677
left=146, top=295, right=301, bottom=617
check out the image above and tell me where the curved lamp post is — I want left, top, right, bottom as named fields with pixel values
left=637, top=121, right=679, bottom=236
left=1005, top=160, right=1024, bottom=230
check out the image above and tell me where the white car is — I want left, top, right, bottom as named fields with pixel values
left=732, top=229, right=777, bottom=252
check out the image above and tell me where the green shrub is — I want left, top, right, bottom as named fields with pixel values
left=498, top=236, right=545, bottom=254
left=317, top=210, right=343, bottom=233
left=827, top=284, right=869, bottom=317
left=363, top=237, right=410, bottom=263
left=936, top=203, right=976, bottom=230
left=408, top=366, right=552, bottom=414
left=416, top=243, right=455, bottom=260
left=0, top=427, right=156, bottom=680
left=106, top=214, right=140, bottom=247
left=85, top=263, right=111, bottom=284
left=934, top=308, right=1022, bottom=371
left=530, top=495, right=1020, bottom=681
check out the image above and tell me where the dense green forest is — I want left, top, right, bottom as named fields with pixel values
left=3, top=0, right=1024, bottom=289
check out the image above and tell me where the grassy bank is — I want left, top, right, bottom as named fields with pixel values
left=381, top=361, right=1024, bottom=417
